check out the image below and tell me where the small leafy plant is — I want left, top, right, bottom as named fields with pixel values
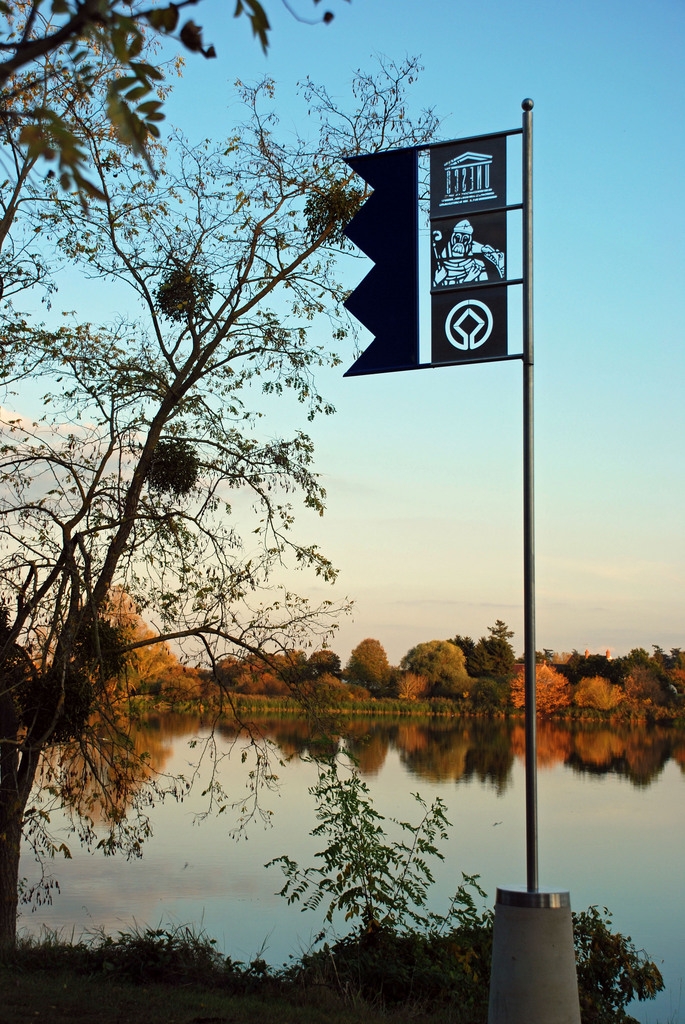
left=267, top=760, right=484, bottom=935
left=269, top=761, right=664, bottom=1023
left=268, top=761, right=493, bottom=1017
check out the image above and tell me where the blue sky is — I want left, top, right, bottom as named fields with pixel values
left=38, top=0, right=685, bottom=663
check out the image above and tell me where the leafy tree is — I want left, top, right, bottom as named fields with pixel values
left=467, top=676, right=508, bottom=714
left=563, top=647, right=675, bottom=700
left=344, top=638, right=392, bottom=695
left=401, top=640, right=469, bottom=698
left=450, top=633, right=475, bottom=664
left=623, top=647, right=651, bottom=668
left=306, top=648, right=342, bottom=680
left=0, top=0, right=340, bottom=194
left=469, top=620, right=516, bottom=681
left=0, top=57, right=437, bottom=950
left=510, top=664, right=572, bottom=716
left=669, top=647, right=684, bottom=669
left=452, top=621, right=515, bottom=682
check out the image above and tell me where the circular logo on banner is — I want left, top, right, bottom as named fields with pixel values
left=445, top=299, right=493, bottom=350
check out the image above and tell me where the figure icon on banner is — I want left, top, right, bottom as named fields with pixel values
left=432, top=220, right=504, bottom=287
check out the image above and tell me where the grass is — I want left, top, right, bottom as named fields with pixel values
left=0, top=966, right=427, bottom=1024
left=0, top=913, right=669, bottom=1024
left=0, top=927, right=445, bottom=1024
left=0, top=967, right=420, bottom=1024
left=0, top=962, right=461, bottom=1024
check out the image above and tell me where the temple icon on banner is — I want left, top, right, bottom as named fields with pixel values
left=445, top=299, right=493, bottom=350
left=439, top=151, right=497, bottom=207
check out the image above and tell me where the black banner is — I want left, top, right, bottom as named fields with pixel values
left=343, top=129, right=518, bottom=374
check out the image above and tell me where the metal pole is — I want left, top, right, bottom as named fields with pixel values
left=522, top=98, right=537, bottom=893
left=491, top=103, right=580, bottom=1024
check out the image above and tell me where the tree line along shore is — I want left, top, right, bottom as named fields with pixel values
left=122, top=614, right=685, bottom=722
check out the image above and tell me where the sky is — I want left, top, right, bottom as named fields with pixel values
left=19, top=0, right=685, bottom=665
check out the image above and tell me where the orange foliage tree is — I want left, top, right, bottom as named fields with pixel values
left=510, top=664, right=572, bottom=715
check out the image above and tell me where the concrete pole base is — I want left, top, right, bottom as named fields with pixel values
left=488, top=887, right=581, bottom=1024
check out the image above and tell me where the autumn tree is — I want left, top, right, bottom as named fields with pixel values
left=107, top=587, right=202, bottom=698
left=0, top=57, right=437, bottom=949
left=510, top=664, right=572, bottom=716
left=401, top=640, right=469, bottom=699
left=217, top=651, right=298, bottom=697
left=306, top=648, right=342, bottom=680
left=624, top=666, right=670, bottom=709
left=344, top=638, right=392, bottom=695
left=216, top=647, right=341, bottom=698
left=573, top=675, right=625, bottom=712
left=396, top=671, right=429, bottom=701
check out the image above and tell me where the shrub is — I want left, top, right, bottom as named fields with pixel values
left=289, top=920, right=492, bottom=1018
left=574, top=676, right=625, bottom=711
left=396, top=671, right=430, bottom=700
left=625, top=666, right=669, bottom=707
left=573, top=906, right=664, bottom=1023
left=10, top=924, right=270, bottom=993
left=267, top=761, right=472, bottom=933
left=468, top=677, right=508, bottom=713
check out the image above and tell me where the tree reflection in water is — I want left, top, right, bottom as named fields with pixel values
left=127, top=713, right=685, bottom=792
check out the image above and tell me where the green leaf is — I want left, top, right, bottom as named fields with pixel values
left=234, top=0, right=271, bottom=53
left=145, top=6, right=180, bottom=33
left=123, top=85, right=152, bottom=103
left=130, top=62, right=165, bottom=83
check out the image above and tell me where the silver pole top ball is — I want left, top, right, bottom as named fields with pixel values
left=522, top=98, right=534, bottom=111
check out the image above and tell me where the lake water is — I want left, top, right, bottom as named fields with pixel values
left=19, top=713, right=685, bottom=1023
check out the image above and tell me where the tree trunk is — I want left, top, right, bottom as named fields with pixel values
left=0, top=691, right=39, bottom=954
left=0, top=804, right=22, bottom=953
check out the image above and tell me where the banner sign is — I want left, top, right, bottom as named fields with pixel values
left=343, top=129, right=521, bottom=376
left=430, top=134, right=508, bottom=365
